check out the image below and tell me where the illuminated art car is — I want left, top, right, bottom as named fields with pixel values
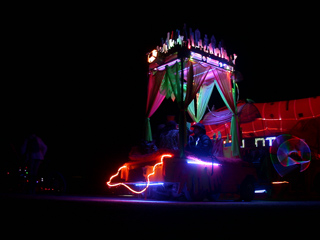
left=107, top=26, right=259, bottom=201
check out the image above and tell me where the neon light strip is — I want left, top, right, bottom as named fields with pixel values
left=187, top=160, right=220, bottom=166
left=206, top=57, right=219, bottom=66
left=186, top=156, right=220, bottom=166
left=190, top=51, right=202, bottom=61
left=135, top=182, right=164, bottom=186
left=190, top=51, right=233, bottom=70
left=106, top=154, right=173, bottom=194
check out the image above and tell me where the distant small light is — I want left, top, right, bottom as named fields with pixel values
left=272, top=181, right=289, bottom=185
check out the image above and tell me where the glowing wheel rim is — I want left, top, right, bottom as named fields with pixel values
left=270, top=134, right=311, bottom=177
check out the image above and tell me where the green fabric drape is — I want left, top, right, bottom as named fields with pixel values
left=162, top=61, right=185, bottom=157
left=213, top=69, right=240, bottom=157
left=161, top=62, right=182, bottom=102
left=145, top=118, right=152, bottom=142
left=187, top=82, right=215, bottom=122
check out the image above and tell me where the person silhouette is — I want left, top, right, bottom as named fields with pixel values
left=187, top=123, right=212, bottom=157
left=21, top=133, right=47, bottom=193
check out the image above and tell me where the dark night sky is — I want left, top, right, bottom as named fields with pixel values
left=2, top=5, right=318, bottom=192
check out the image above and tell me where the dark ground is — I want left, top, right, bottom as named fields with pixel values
left=2, top=194, right=320, bottom=238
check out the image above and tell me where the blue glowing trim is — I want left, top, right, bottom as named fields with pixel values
left=190, top=52, right=202, bottom=61
left=206, top=57, right=219, bottom=66
left=186, top=160, right=220, bottom=166
left=254, top=189, right=267, bottom=194
left=134, top=182, right=164, bottom=187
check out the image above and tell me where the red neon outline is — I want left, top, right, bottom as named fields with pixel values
left=106, top=154, right=173, bottom=194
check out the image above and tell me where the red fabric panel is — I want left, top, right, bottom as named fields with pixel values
left=205, top=97, right=320, bottom=138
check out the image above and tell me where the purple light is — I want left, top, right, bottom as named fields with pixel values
left=134, top=182, right=164, bottom=187
left=187, top=160, right=220, bottom=166
left=186, top=156, right=220, bottom=166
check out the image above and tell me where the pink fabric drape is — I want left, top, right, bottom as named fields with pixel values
left=212, top=70, right=235, bottom=111
left=145, top=70, right=166, bottom=141
left=146, top=70, right=166, bottom=117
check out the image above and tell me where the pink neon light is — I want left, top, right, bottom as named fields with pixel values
left=106, top=154, right=173, bottom=194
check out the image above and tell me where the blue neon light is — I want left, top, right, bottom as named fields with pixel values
left=134, top=182, right=164, bottom=187
left=186, top=160, right=220, bottom=166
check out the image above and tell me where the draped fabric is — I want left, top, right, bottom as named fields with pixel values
left=161, top=61, right=185, bottom=157
left=161, top=61, right=210, bottom=106
left=212, top=69, right=240, bottom=156
left=188, top=82, right=215, bottom=122
left=161, top=62, right=182, bottom=102
left=145, top=59, right=240, bottom=157
left=145, top=70, right=166, bottom=141
left=184, top=61, right=211, bottom=108
left=202, top=102, right=261, bottom=125
left=146, top=70, right=166, bottom=116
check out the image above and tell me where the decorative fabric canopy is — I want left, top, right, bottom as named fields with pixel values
left=145, top=59, right=240, bottom=156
